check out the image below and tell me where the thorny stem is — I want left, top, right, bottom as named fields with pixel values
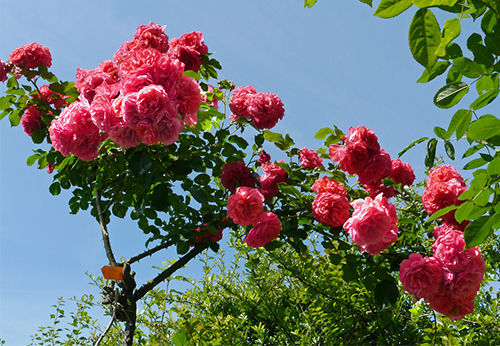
left=126, top=239, right=176, bottom=265
left=95, top=189, right=117, bottom=266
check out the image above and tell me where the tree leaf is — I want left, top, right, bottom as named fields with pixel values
left=464, top=215, right=496, bottom=248
left=485, top=32, right=500, bottom=55
left=374, top=280, right=399, bottom=307
left=453, top=57, right=484, bottom=78
left=412, top=0, right=458, bottom=7
left=374, top=0, right=413, bottom=18
left=444, top=140, right=455, bottom=159
left=409, top=8, right=441, bottom=71
left=470, top=89, right=499, bottom=110
left=455, top=201, right=474, bottom=223
left=425, top=138, right=438, bottom=168
left=481, top=9, right=499, bottom=34
left=435, top=18, right=461, bottom=58
left=427, top=204, right=459, bottom=221
left=304, top=0, right=318, bottom=7
left=433, top=82, right=469, bottom=108
left=467, top=114, right=500, bottom=140
left=476, top=75, right=495, bottom=95
left=417, top=61, right=450, bottom=83
left=446, top=109, right=472, bottom=139
left=477, top=0, right=500, bottom=17
left=463, top=157, right=488, bottom=170
left=314, top=127, right=336, bottom=140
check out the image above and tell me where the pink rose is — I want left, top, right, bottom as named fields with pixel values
left=246, top=92, right=285, bottom=130
left=21, top=106, right=42, bottom=136
left=347, top=125, right=380, bottom=156
left=343, top=194, right=398, bottom=255
left=363, top=181, right=395, bottom=199
left=75, top=67, right=117, bottom=103
left=229, top=85, right=258, bottom=121
left=389, top=159, right=415, bottom=187
left=356, top=149, right=392, bottom=185
left=244, top=212, right=281, bottom=248
left=399, top=253, right=445, bottom=299
left=156, top=114, right=184, bottom=146
left=299, top=147, right=323, bottom=169
left=118, top=48, right=162, bottom=79
left=190, top=222, right=225, bottom=246
left=312, top=191, right=351, bottom=228
left=257, top=150, right=271, bottom=164
left=427, top=164, right=465, bottom=187
left=422, top=180, right=467, bottom=219
left=9, top=42, right=52, bottom=69
left=329, top=143, right=368, bottom=176
left=0, top=60, right=10, bottom=82
left=221, top=161, right=255, bottom=194
left=227, top=187, right=265, bottom=226
left=172, top=75, right=202, bottom=125
left=258, top=161, right=288, bottom=201
left=311, top=176, right=347, bottom=197
left=168, top=31, right=208, bottom=72
left=130, top=22, right=169, bottom=53
left=49, top=100, right=104, bottom=161
left=46, top=163, right=55, bottom=174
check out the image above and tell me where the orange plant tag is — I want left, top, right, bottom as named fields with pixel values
left=101, top=265, right=124, bottom=281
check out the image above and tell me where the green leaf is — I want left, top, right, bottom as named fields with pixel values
left=464, top=157, right=489, bottom=170
left=447, top=109, right=472, bottom=139
left=374, top=280, right=399, bottom=307
left=433, top=82, right=469, bottom=108
left=314, top=127, right=336, bottom=140
left=304, top=0, right=318, bottom=7
left=485, top=32, right=500, bottom=55
left=409, top=8, right=441, bottom=71
left=455, top=201, right=474, bottom=223
left=417, top=61, right=450, bottom=83
left=446, top=64, right=463, bottom=83
left=464, top=215, right=497, bottom=248
left=187, top=187, right=208, bottom=204
left=263, top=130, right=285, bottom=143
left=481, top=9, right=499, bottom=34
left=474, top=188, right=492, bottom=206
left=128, top=150, right=153, bottom=176
left=476, top=75, right=495, bottom=95
left=435, top=18, right=461, bottom=58
left=453, top=57, right=484, bottom=78
left=150, top=184, right=171, bottom=212
left=412, top=0, right=458, bottom=7
left=228, top=135, right=249, bottom=149
left=477, top=0, right=500, bottom=17
left=27, top=154, right=42, bottom=167
left=433, top=126, right=448, bottom=139
left=425, top=138, right=438, bottom=168
left=467, top=114, right=500, bottom=140
left=398, top=137, right=428, bottom=157
left=49, top=182, right=61, bottom=196
left=487, top=156, right=500, bottom=176
left=444, top=140, right=455, bottom=159
left=427, top=204, right=459, bottom=221
left=374, top=0, right=413, bottom=18
left=471, top=44, right=495, bottom=69
left=171, top=329, right=189, bottom=346
left=470, top=89, right=499, bottom=110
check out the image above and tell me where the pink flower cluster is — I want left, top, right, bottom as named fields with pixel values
left=0, top=60, right=10, bottom=82
left=329, top=126, right=415, bottom=198
left=258, top=161, right=288, bottom=201
left=221, top=161, right=255, bottom=194
left=400, top=221, right=485, bottom=320
left=48, top=22, right=206, bottom=160
left=343, top=193, right=398, bottom=255
left=422, top=165, right=467, bottom=222
left=229, top=85, right=285, bottom=130
left=8, top=42, right=52, bottom=69
left=311, top=176, right=351, bottom=228
left=226, top=186, right=281, bottom=248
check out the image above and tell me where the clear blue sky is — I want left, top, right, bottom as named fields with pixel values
left=0, top=0, right=481, bottom=344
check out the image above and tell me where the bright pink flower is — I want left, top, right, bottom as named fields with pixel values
left=244, top=212, right=281, bottom=248
left=347, top=125, right=380, bottom=156
left=46, top=163, right=55, bottom=174
left=312, top=191, right=351, bottom=228
left=246, top=92, right=285, bottom=130
left=399, top=253, right=445, bottom=299
left=311, top=176, right=347, bottom=197
left=35, top=84, right=68, bottom=109
left=172, top=75, right=202, bottom=125
left=9, top=42, right=52, bottom=69
left=450, top=256, right=485, bottom=302
left=258, top=161, right=288, bottom=201
left=343, top=194, right=398, bottom=255
left=422, top=180, right=467, bottom=219
left=118, top=48, right=162, bottom=79
left=201, top=85, right=219, bottom=109
left=21, top=106, right=42, bottom=136
left=156, top=115, right=184, bottom=146
left=227, top=187, right=265, bottom=226
left=299, top=147, right=323, bottom=169
left=130, top=22, right=169, bottom=53
left=229, top=85, right=258, bottom=120
left=427, top=164, right=465, bottom=187
left=75, top=67, right=117, bottom=103
left=168, top=31, right=208, bottom=72
left=0, top=60, right=9, bottom=82
left=135, top=119, right=159, bottom=145
left=357, top=149, right=392, bottom=185
left=363, top=181, right=395, bottom=199
left=49, top=100, right=104, bottom=161
left=390, top=159, right=415, bottom=187
left=221, top=161, right=255, bottom=194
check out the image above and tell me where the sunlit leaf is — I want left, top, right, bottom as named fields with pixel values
left=374, top=0, right=413, bottom=18
left=409, top=8, right=441, bottom=71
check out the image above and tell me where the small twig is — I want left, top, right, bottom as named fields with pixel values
left=134, top=243, right=208, bottom=301
left=95, top=189, right=117, bottom=266
left=94, top=289, right=118, bottom=346
left=126, top=239, right=175, bottom=265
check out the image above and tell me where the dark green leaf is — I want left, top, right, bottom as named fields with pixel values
left=464, top=157, right=489, bottom=169
left=128, top=150, right=152, bottom=176
left=417, top=61, right=450, bottom=83
left=409, top=8, right=441, bottom=71
left=412, top=0, right=458, bottom=6
left=481, top=9, right=499, bottom=34
left=477, top=0, right=500, bottom=17
left=425, top=138, right=438, bottom=168
left=187, top=187, right=208, bottom=204
left=444, top=140, right=455, bottom=159
left=464, top=215, right=494, bottom=248
left=112, top=203, right=128, bottom=218
left=228, top=135, right=249, bottom=149
left=342, top=262, right=358, bottom=282
left=433, top=126, right=448, bottom=139
left=398, top=137, right=428, bottom=157
left=374, top=0, right=413, bottom=18
left=446, top=64, right=463, bottom=83
left=374, top=280, right=399, bottom=307
left=447, top=109, right=472, bottom=139
left=151, top=184, right=171, bottom=211
left=453, top=57, right=484, bottom=78
left=49, top=182, right=61, bottom=196
left=485, top=32, right=500, bottom=55
left=433, top=82, right=469, bottom=108
left=471, top=44, right=495, bottom=68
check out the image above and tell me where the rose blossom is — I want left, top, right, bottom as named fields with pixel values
left=258, top=150, right=271, bottom=164
left=422, top=180, right=467, bottom=219
left=343, top=193, right=398, bottom=255
left=168, top=31, right=208, bottom=72
left=356, top=149, right=392, bottom=185
left=172, top=75, right=202, bottom=125
left=389, top=159, right=415, bottom=187
left=9, top=42, right=52, bottom=69
left=229, top=85, right=258, bottom=121
left=311, top=176, right=347, bottom=197
left=75, top=67, right=117, bottom=103
left=246, top=92, right=285, bottom=130
left=258, top=161, right=288, bottom=201
left=363, top=181, right=395, bottom=199
left=20, top=106, right=42, bottom=136
left=312, top=191, right=351, bottom=228
left=221, top=161, right=255, bottom=194
left=130, top=22, right=169, bottom=53
left=227, top=187, right=265, bottom=226
left=299, top=147, right=323, bottom=169
left=0, top=60, right=9, bottom=82
left=427, top=164, right=465, bottom=187
left=49, top=99, right=104, bottom=161
left=244, top=212, right=281, bottom=248
left=399, top=253, right=445, bottom=299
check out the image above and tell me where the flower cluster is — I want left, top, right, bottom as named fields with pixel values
left=221, top=161, right=255, bottom=194
left=299, top=147, right=323, bottom=169
left=8, top=42, right=52, bottom=70
left=329, top=126, right=415, bottom=198
left=422, top=165, right=467, bottom=222
left=400, top=221, right=485, bottom=320
left=43, top=22, right=206, bottom=160
left=311, top=176, right=350, bottom=228
left=226, top=186, right=281, bottom=248
left=258, top=161, right=288, bottom=201
left=229, top=85, right=285, bottom=130
left=343, top=193, right=399, bottom=255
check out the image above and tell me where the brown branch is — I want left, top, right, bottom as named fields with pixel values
left=95, top=189, right=117, bottom=266
left=133, top=243, right=208, bottom=301
left=125, top=239, right=175, bottom=265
